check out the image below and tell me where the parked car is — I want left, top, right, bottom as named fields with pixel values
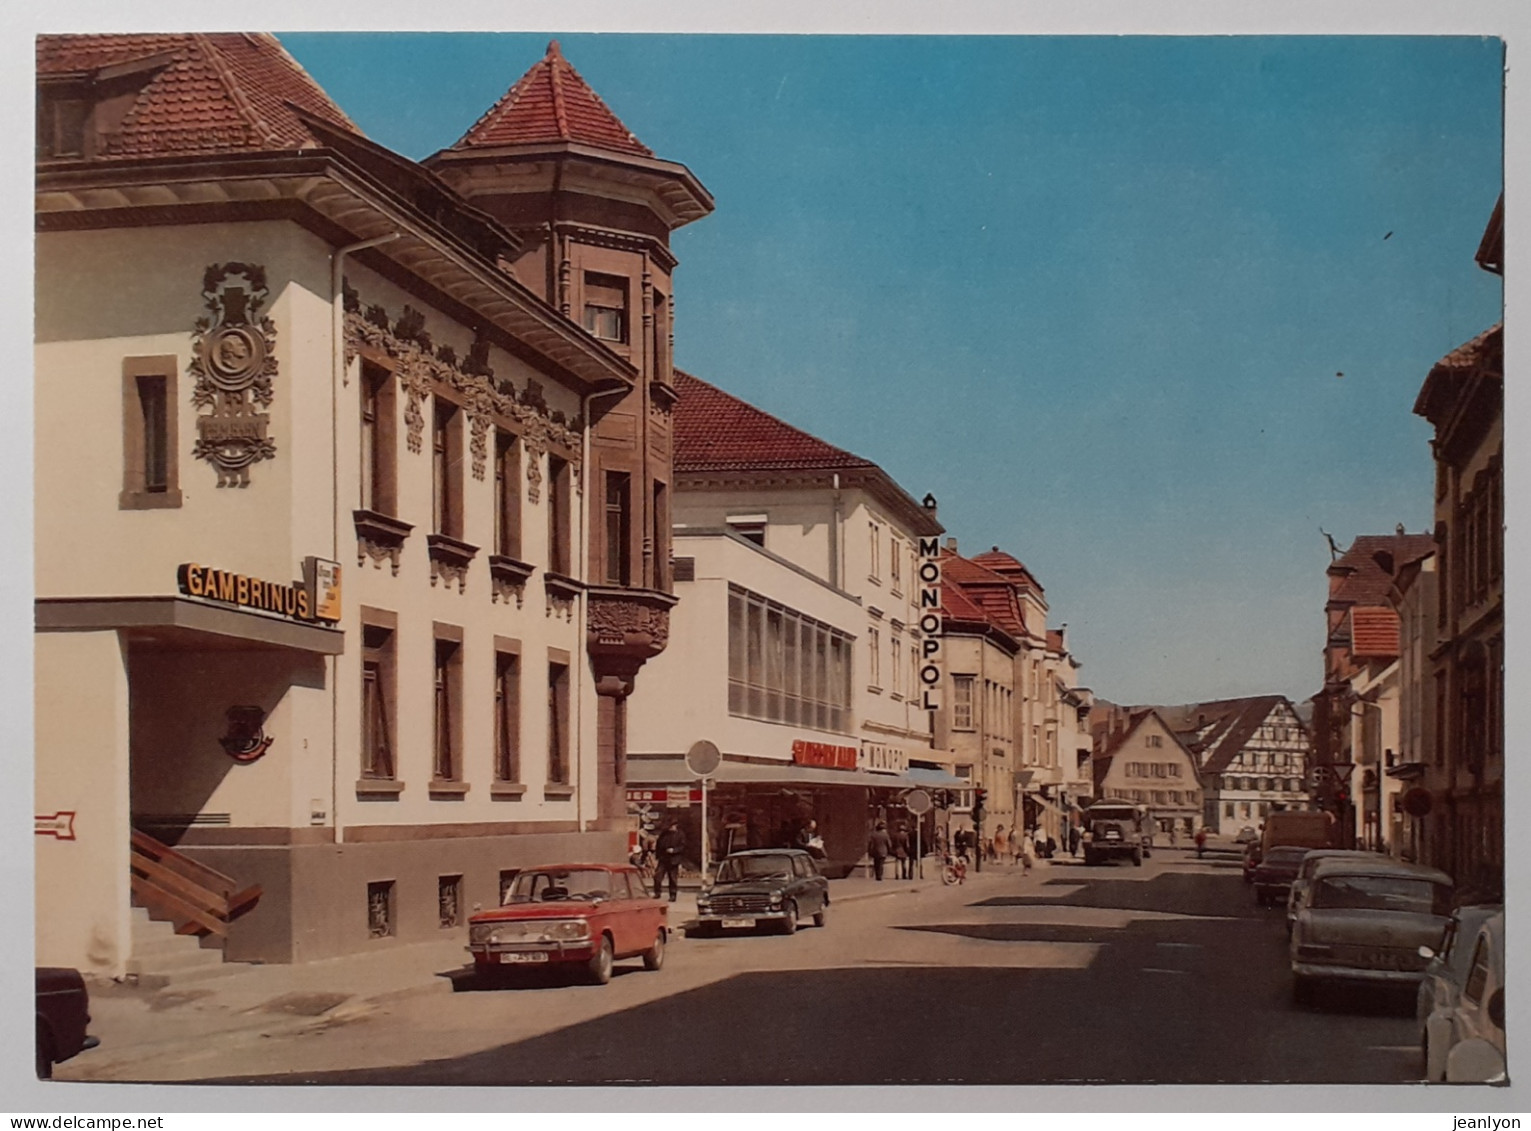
left=1234, top=826, right=1259, bottom=845
left=1289, top=858, right=1453, bottom=1006
left=1253, top=845, right=1311, bottom=907
left=1286, top=850, right=1381, bottom=933
left=1418, top=907, right=1505, bottom=1082
left=466, top=863, right=667, bottom=985
left=36, top=967, right=99, bottom=1079
left=692, top=848, right=829, bottom=935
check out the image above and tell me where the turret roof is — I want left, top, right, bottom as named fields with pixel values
left=449, top=40, right=653, bottom=156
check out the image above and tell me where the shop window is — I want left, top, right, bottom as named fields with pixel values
left=495, top=648, right=521, bottom=783
left=604, top=470, right=632, bottom=585
left=361, top=362, right=397, bottom=515
left=433, top=631, right=463, bottom=783
left=120, top=356, right=181, bottom=509
left=438, top=875, right=463, bottom=929
left=548, top=661, right=570, bottom=785
left=432, top=397, right=463, bottom=538
left=361, top=618, right=396, bottom=780
left=367, top=880, right=395, bottom=939
left=548, top=455, right=571, bottom=575
left=494, top=429, right=520, bottom=558
left=582, top=272, right=628, bottom=343
left=952, top=675, right=975, bottom=731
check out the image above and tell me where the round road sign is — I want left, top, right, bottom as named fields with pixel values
left=904, top=789, right=933, bottom=815
left=685, top=739, right=722, bottom=778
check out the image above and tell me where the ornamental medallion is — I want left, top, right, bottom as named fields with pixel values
left=190, top=263, right=278, bottom=486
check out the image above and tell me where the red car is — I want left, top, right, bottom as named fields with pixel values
left=466, top=863, right=667, bottom=985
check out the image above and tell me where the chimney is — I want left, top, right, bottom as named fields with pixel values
left=945, top=537, right=958, bottom=553
left=1396, top=523, right=1406, bottom=536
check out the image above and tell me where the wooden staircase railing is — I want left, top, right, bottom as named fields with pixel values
left=129, top=829, right=262, bottom=939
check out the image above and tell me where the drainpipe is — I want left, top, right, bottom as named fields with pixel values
left=830, top=473, right=842, bottom=589
left=330, top=232, right=398, bottom=847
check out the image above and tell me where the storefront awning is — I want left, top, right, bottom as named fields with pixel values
left=628, top=758, right=969, bottom=792
left=36, top=596, right=344, bottom=654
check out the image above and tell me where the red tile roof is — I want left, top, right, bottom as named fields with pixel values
left=449, top=40, right=652, bottom=157
left=1349, top=607, right=1401, bottom=658
left=1046, top=629, right=1066, bottom=653
left=672, top=370, right=876, bottom=474
left=970, top=548, right=1043, bottom=593
left=37, top=33, right=358, bottom=157
left=1328, top=534, right=1437, bottom=608
left=941, top=551, right=1028, bottom=638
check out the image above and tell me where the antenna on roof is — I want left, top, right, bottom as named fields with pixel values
left=1319, top=527, right=1341, bottom=561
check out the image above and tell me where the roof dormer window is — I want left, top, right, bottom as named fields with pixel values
left=37, top=85, right=88, bottom=158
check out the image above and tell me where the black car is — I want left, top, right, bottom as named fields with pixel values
left=1253, top=845, right=1311, bottom=907
left=36, top=967, right=98, bottom=1079
left=692, top=849, right=829, bottom=936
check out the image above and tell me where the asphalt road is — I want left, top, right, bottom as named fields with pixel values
left=184, top=846, right=1421, bottom=1087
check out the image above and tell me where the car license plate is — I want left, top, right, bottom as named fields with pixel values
left=721, top=918, right=755, bottom=929
left=500, top=952, right=549, bottom=964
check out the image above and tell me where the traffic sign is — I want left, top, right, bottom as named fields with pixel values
left=904, top=789, right=933, bottom=815
left=685, top=739, right=721, bottom=777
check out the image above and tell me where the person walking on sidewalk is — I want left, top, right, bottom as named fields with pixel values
left=1068, top=824, right=1081, bottom=857
left=1020, top=833, right=1036, bottom=875
left=654, top=820, right=685, bottom=902
left=1194, top=825, right=1208, bottom=859
left=993, top=824, right=1009, bottom=865
left=868, top=820, right=893, bottom=881
left=893, top=822, right=913, bottom=880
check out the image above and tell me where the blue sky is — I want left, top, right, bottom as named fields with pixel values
left=283, top=33, right=1504, bottom=706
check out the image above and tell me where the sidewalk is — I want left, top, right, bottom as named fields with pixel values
left=65, top=859, right=1061, bottom=1080
left=76, top=864, right=992, bottom=1060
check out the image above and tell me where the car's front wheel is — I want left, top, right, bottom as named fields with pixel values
left=36, top=1025, right=53, bottom=1080
left=642, top=928, right=666, bottom=971
left=779, top=899, right=798, bottom=935
left=586, top=935, right=614, bottom=985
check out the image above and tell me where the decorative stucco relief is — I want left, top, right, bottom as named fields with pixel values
left=190, top=263, right=278, bottom=486
left=342, top=293, right=584, bottom=494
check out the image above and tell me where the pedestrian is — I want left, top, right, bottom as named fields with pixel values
left=868, top=820, right=893, bottom=881
left=893, top=823, right=913, bottom=880
left=1020, top=832, right=1035, bottom=875
left=653, top=819, right=685, bottom=902
left=993, top=823, right=1008, bottom=864
left=1169, top=824, right=1178, bottom=848
left=1068, top=824, right=1081, bottom=856
left=1194, top=826, right=1208, bottom=859
left=1045, top=834, right=1057, bottom=860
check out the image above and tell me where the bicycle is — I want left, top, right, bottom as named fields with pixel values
left=629, top=847, right=656, bottom=888
left=940, top=851, right=969, bottom=886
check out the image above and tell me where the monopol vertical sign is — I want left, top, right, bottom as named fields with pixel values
left=918, top=537, right=942, bottom=710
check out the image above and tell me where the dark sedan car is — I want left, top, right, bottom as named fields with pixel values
left=1253, top=845, right=1312, bottom=907
left=692, top=849, right=829, bottom=936
left=36, top=967, right=98, bottom=1079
